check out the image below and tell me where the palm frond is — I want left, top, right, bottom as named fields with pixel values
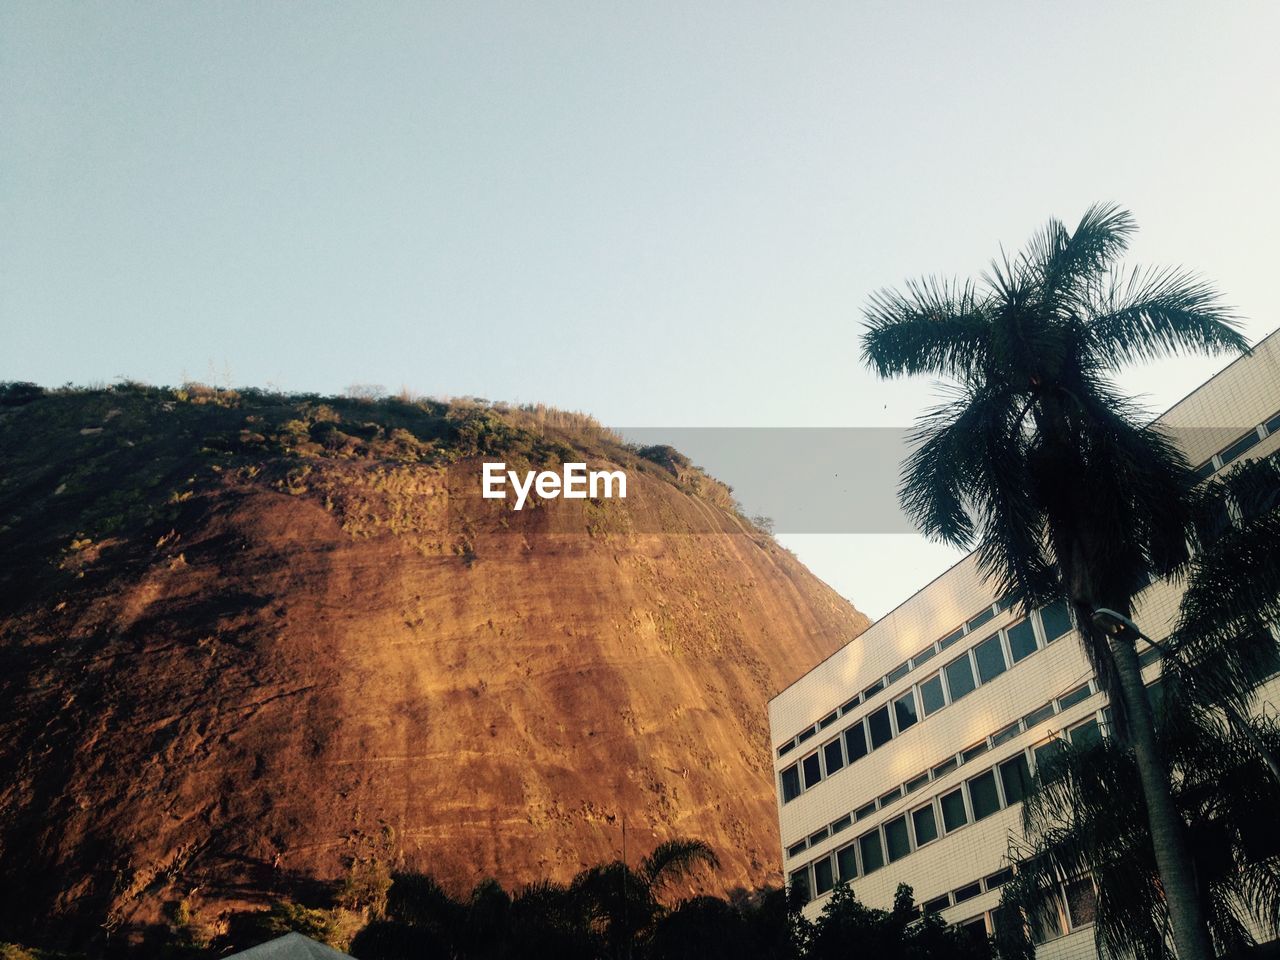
left=861, top=278, right=991, bottom=379
left=1025, top=202, right=1137, bottom=300
left=1085, top=264, right=1246, bottom=366
left=640, top=838, right=720, bottom=891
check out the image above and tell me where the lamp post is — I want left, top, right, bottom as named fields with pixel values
left=1091, top=608, right=1280, bottom=785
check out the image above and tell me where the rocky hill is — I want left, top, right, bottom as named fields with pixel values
left=0, top=382, right=868, bottom=948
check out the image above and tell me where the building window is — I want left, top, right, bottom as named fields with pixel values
left=920, top=673, right=946, bottom=716
left=868, top=706, right=894, bottom=749
left=1023, top=702, right=1055, bottom=727
left=905, top=772, right=930, bottom=794
left=913, top=645, right=937, bottom=667
left=941, top=787, right=969, bottom=832
left=887, top=661, right=910, bottom=683
left=808, top=827, right=829, bottom=845
left=818, top=710, right=838, bottom=729
left=1065, top=877, right=1098, bottom=928
left=968, top=607, right=996, bottom=631
left=933, top=756, right=958, bottom=779
left=923, top=894, right=951, bottom=914
left=1031, top=895, right=1065, bottom=944
left=781, top=765, right=801, bottom=803
left=885, top=815, right=911, bottom=862
left=1040, top=600, right=1072, bottom=641
left=1033, top=738, right=1067, bottom=776
left=912, top=803, right=939, bottom=846
left=1007, top=617, right=1037, bottom=663
left=1069, top=717, right=1101, bottom=749
left=894, top=690, right=919, bottom=733
left=945, top=654, right=977, bottom=702
left=991, top=720, right=1021, bottom=747
left=837, top=844, right=858, bottom=882
left=802, top=752, right=822, bottom=790
left=985, top=867, right=1014, bottom=890
left=831, top=813, right=852, bottom=834
left=824, top=737, right=845, bottom=776
left=863, top=679, right=885, bottom=698
left=1220, top=428, right=1261, bottom=466
left=879, top=786, right=903, bottom=806
left=1057, top=683, right=1092, bottom=710
left=845, top=722, right=869, bottom=763
left=813, top=855, right=835, bottom=895
left=954, top=881, right=983, bottom=904
left=859, top=830, right=885, bottom=874
left=855, top=801, right=878, bottom=821
left=939, top=627, right=965, bottom=650
left=968, top=770, right=1001, bottom=821
left=961, top=741, right=989, bottom=764
left=787, top=840, right=807, bottom=858
left=974, top=633, right=1008, bottom=684
left=790, top=868, right=811, bottom=904
left=998, top=754, right=1032, bottom=806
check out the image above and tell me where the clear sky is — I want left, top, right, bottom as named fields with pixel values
left=3, top=2, right=1278, bottom=618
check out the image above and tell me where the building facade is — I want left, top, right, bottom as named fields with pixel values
left=768, top=329, right=1280, bottom=960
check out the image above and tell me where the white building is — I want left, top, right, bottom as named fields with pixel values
left=768, top=329, right=1280, bottom=960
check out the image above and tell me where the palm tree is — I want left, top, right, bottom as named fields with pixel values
left=997, top=702, right=1280, bottom=960
left=861, top=203, right=1248, bottom=960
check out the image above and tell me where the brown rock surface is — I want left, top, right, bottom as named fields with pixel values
left=0, top=386, right=868, bottom=943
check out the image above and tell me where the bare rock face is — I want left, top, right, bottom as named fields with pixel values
left=0, top=386, right=868, bottom=944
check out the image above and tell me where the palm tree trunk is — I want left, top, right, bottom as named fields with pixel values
left=1108, top=631, right=1215, bottom=960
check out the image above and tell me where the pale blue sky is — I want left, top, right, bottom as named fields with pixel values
left=3, top=2, right=1278, bottom=616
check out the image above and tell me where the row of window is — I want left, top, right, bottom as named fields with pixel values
left=779, top=600, right=1074, bottom=804
left=789, top=711, right=1106, bottom=904
left=783, top=677, right=1098, bottom=861
left=777, top=594, right=1028, bottom=757
left=1192, top=408, right=1280, bottom=479
left=956, top=874, right=1098, bottom=951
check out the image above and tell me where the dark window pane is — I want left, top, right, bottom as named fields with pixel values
left=808, top=827, right=829, bottom=845
left=859, top=831, right=884, bottom=874
left=1221, top=428, right=1261, bottom=465
left=813, top=856, right=835, bottom=895
left=933, top=756, right=958, bottom=778
left=1066, top=877, right=1097, bottom=928
left=879, top=786, right=902, bottom=806
left=939, top=627, right=965, bottom=650
left=968, top=607, right=996, bottom=631
left=1057, top=683, right=1091, bottom=710
left=802, top=753, right=822, bottom=789
left=974, top=634, right=1008, bottom=684
left=1032, top=896, right=1064, bottom=944
left=1069, top=718, right=1101, bottom=749
left=1138, top=645, right=1162, bottom=669
left=778, top=741, right=796, bottom=757
left=941, top=788, right=968, bottom=832
left=824, top=738, right=845, bottom=775
left=920, top=674, right=946, bottom=716
left=787, top=840, right=807, bottom=858
left=781, top=765, right=801, bottom=803
left=968, top=770, right=1001, bottom=820
left=1007, top=618, right=1037, bottom=663
left=868, top=706, right=893, bottom=748
left=1194, top=459, right=1216, bottom=479
left=954, top=881, right=982, bottom=903
left=985, top=868, right=1014, bottom=890
left=913, top=645, right=937, bottom=667
left=819, top=711, right=838, bottom=729
left=887, top=661, right=910, bottom=683
left=798, top=726, right=817, bottom=743
left=831, top=814, right=852, bottom=834
left=1267, top=410, right=1280, bottom=435
left=905, top=772, right=930, bottom=794
left=837, top=844, right=858, bottom=881
left=840, top=695, right=860, bottom=714
left=863, top=679, right=885, bottom=698
left=999, top=753, right=1032, bottom=806
left=945, top=654, right=977, bottom=702
left=923, top=894, right=951, bottom=914
left=962, top=741, right=989, bottom=764
left=790, top=868, right=811, bottom=904
left=1034, top=738, right=1068, bottom=777
left=991, top=721, right=1021, bottom=746
left=1024, top=702, right=1055, bottom=727
left=1040, top=600, right=1072, bottom=641
left=855, top=801, right=877, bottom=821
left=894, top=691, right=919, bottom=733
left=845, top=722, right=869, bottom=763
left=885, top=816, right=911, bottom=862
left=912, top=804, right=938, bottom=845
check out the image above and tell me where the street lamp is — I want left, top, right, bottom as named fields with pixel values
left=1091, top=608, right=1280, bottom=784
